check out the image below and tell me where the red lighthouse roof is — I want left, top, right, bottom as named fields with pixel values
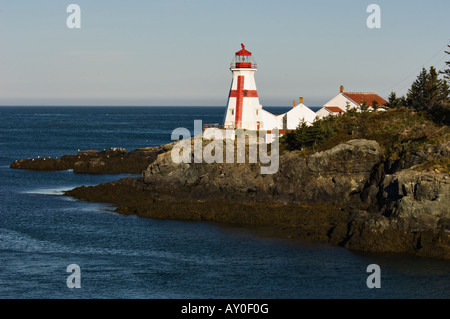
left=236, top=43, right=252, bottom=56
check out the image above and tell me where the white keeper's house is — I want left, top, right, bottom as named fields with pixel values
left=316, top=85, right=387, bottom=119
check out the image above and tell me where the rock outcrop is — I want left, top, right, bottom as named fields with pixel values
left=10, top=143, right=176, bottom=174
left=331, top=169, right=450, bottom=259
left=273, top=139, right=381, bottom=205
left=141, top=139, right=382, bottom=205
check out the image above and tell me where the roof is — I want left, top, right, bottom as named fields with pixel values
left=325, top=106, right=345, bottom=113
left=343, top=92, right=387, bottom=106
left=235, top=43, right=252, bottom=56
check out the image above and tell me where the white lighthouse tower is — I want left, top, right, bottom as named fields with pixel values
left=223, top=44, right=262, bottom=130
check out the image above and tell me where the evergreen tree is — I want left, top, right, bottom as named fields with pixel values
left=385, top=92, right=395, bottom=109
left=441, top=44, right=450, bottom=81
left=372, top=99, right=379, bottom=110
left=280, top=116, right=338, bottom=151
left=386, top=91, right=406, bottom=108
left=407, top=66, right=449, bottom=113
left=360, top=97, right=369, bottom=112
left=407, top=67, right=429, bottom=111
left=398, top=95, right=407, bottom=107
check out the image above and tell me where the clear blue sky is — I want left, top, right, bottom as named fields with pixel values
left=0, top=0, right=449, bottom=106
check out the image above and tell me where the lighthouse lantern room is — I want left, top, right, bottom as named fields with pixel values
left=223, top=44, right=262, bottom=130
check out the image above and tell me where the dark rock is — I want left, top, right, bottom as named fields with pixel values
left=141, top=139, right=382, bottom=207
left=10, top=156, right=75, bottom=171
left=10, top=143, right=177, bottom=174
left=77, top=150, right=100, bottom=157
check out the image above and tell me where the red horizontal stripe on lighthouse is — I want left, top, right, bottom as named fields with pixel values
left=229, top=90, right=258, bottom=98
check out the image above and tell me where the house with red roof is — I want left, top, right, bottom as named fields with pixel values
left=316, top=85, right=387, bottom=119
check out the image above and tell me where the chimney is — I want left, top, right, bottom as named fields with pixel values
left=299, top=97, right=304, bottom=104
left=293, top=99, right=296, bottom=108
left=340, top=85, right=344, bottom=93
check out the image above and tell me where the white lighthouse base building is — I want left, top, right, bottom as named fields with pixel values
left=259, top=99, right=317, bottom=142
left=259, top=100, right=317, bottom=131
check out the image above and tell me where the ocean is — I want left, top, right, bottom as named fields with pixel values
left=0, top=106, right=449, bottom=299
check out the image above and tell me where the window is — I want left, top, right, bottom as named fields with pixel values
left=231, top=109, right=234, bottom=115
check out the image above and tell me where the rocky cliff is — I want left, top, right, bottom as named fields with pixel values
left=141, top=139, right=381, bottom=205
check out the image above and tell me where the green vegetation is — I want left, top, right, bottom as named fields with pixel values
left=385, top=91, right=406, bottom=109
left=280, top=107, right=449, bottom=160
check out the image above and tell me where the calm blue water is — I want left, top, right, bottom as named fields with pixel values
left=0, top=106, right=449, bottom=299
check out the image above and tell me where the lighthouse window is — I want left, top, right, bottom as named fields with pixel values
left=231, top=109, right=234, bottom=115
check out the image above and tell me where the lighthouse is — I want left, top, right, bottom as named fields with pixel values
left=223, top=44, right=262, bottom=130
left=220, top=44, right=318, bottom=136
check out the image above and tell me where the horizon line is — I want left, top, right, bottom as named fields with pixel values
left=0, top=105, right=324, bottom=108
